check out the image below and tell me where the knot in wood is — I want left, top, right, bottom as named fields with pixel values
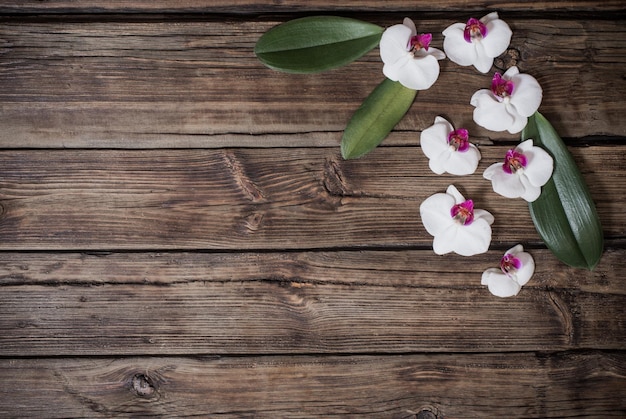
left=416, top=410, right=438, bottom=419
left=402, top=405, right=441, bottom=419
left=494, top=48, right=521, bottom=72
left=131, top=373, right=157, bottom=398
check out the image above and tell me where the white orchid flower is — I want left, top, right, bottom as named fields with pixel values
left=420, top=116, right=482, bottom=175
left=442, top=12, right=512, bottom=73
left=483, top=139, right=553, bottom=202
left=380, top=17, right=446, bottom=90
left=481, top=244, right=535, bottom=297
left=470, top=66, right=542, bottom=134
left=420, top=185, right=494, bottom=256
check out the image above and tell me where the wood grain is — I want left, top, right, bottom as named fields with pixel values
left=0, top=2, right=625, bottom=417
left=1, top=248, right=624, bottom=293
left=0, top=146, right=621, bottom=250
left=1, top=0, right=624, bottom=13
left=0, top=352, right=624, bottom=418
left=0, top=18, right=624, bottom=148
left=1, top=277, right=624, bottom=355
left=1, top=247, right=623, bottom=356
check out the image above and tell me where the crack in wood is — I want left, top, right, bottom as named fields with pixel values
left=548, top=291, right=576, bottom=347
left=222, top=150, right=265, bottom=202
left=322, top=156, right=350, bottom=197
left=53, top=370, right=113, bottom=415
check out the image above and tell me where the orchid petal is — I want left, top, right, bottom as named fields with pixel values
left=471, top=90, right=515, bottom=132
left=481, top=18, right=512, bottom=57
left=481, top=269, right=522, bottom=297
left=472, top=42, right=495, bottom=73
left=402, top=17, right=417, bottom=35
left=433, top=220, right=490, bottom=256
left=519, top=175, right=542, bottom=202
left=445, top=145, right=481, bottom=175
left=382, top=54, right=411, bottom=82
left=442, top=23, right=478, bottom=66
left=398, top=54, right=441, bottom=90
left=503, top=66, right=520, bottom=78
left=483, top=163, right=526, bottom=198
left=432, top=224, right=459, bottom=255
left=455, top=218, right=493, bottom=256
left=517, top=139, right=534, bottom=153
left=428, top=153, right=449, bottom=175
left=379, top=24, right=412, bottom=64
left=481, top=268, right=501, bottom=285
left=509, top=73, right=543, bottom=117
left=479, top=12, right=500, bottom=25
left=420, top=116, right=454, bottom=159
left=428, top=47, right=446, bottom=61
left=505, top=105, right=529, bottom=134
left=446, top=184, right=466, bottom=204
left=473, top=208, right=495, bottom=226
left=419, top=193, right=456, bottom=236
left=524, top=146, right=554, bottom=187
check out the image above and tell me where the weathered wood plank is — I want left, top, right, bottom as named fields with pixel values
left=0, top=247, right=623, bottom=355
left=0, top=275, right=624, bottom=355
left=0, top=146, right=621, bottom=250
left=1, top=248, right=624, bottom=294
left=0, top=352, right=624, bottom=417
left=1, top=0, right=624, bottom=13
left=0, top=18, right=624, bottom=148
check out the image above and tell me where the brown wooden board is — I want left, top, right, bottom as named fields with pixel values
left=0, top=18, right=624, bottom=148
left=1, top=0, right=625, bottom=13
left=0, top=251, right=624, bottom=355
left=0, top=352, right=624, bottom=418
left=0, top=146, right=622, bottom=250
left=1, top=2, right=625, bottom=417
left=1, top=248, right=623, bottom=293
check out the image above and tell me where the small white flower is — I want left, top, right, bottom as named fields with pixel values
left=420, top=185, right=494, bottom=256
left=420, top=116, right=481, bottom=175
left=483, top=139, right=553, bottom=202
left=470, top=66, right=542, bottom=134
left=442, top=12, right=512, bottom=73
left=481, top=244, right=535, bottom=297
left=380, top=17, right=446, bottom=90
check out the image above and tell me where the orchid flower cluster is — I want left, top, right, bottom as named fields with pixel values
left=379, top=13, right=553, bottom=297
left=257, top=11, right=602, bottom=292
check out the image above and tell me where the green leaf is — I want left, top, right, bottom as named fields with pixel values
left=522, top=112, right=604, bottom=270
left=254, top=16, right=383, bottom=73
left=341, top=78, right=416, bottom=159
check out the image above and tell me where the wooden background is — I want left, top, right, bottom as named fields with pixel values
left=1, top=1, right=625, bottom=417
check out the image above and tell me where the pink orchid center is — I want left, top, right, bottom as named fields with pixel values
left=500, top=254, right=522, bottom=277
left=447, top=128, right=470, bottom=152
left=450, top=199, right=474, bottom=225
left=503, top=149, right=527, bottom=174
left=491, top=73, right=515, bottom=100
left=408, top=33, right=432, bottom=53
left=463, top=18, right=488, bottom=43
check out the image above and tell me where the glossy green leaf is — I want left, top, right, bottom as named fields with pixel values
left=522, top=112, right=604, bottom=270
left=254, top=16, right=383, bottom=73
left=341, top=78, right=416, bottom=159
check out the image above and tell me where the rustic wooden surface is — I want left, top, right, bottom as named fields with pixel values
left=1, top=1, right=625, bottom=417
